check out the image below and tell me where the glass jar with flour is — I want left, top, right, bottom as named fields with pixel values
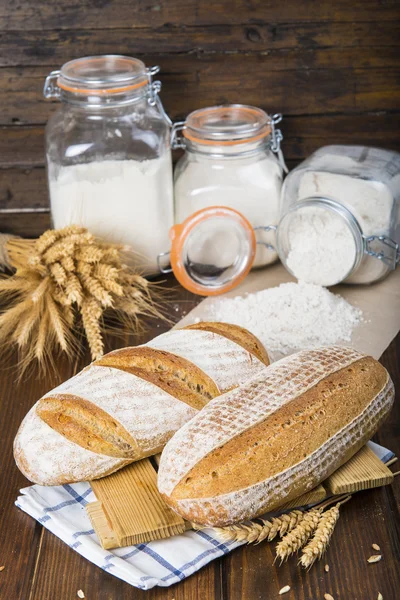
left=44, top=55, right=174, bottom=275
left=172, top=105, right=285, bottom=268
left=278, top=146, right=400, bottom=285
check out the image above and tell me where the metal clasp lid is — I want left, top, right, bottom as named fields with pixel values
left=269, top=113, right=288, bottom=173
left=43, top=70, right=61, bottom=99
left=365, top=235, right=400, bottom=270
left=171, top=121, right=187, bottom=149
left=146, top=65, right=172, bottom=126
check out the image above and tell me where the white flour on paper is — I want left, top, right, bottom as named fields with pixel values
left=196, top=281, right=362, bottom=361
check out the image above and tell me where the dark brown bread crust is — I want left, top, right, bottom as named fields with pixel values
left=96, top=346, right=219, bottom=410
left=183, top=322, right=270, bottom=366
left=170, top=357, right=388, bottom=502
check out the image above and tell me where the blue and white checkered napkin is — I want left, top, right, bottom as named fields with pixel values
left=16, top=441, right=394, bottom=590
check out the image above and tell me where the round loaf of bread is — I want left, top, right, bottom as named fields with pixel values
left=158, top=346, right=395, bottom=526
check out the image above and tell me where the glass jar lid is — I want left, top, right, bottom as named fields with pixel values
left=183, top=104, right=272, bottom=146
left=57, top=55, right=149, bottom=95
left=168, top=206, right=256, bottom=296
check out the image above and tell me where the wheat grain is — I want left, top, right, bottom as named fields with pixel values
left=367, top=555, right=382, bottom=563
left=279, top=586, right=290, bottom=595
left=372, top=543, right=381, bottom=551
left=276, top=509, right=321, bottom=563
left=324, top=564, right=329, bottom=572
left=324, top=594, right=334, bottom=600
left=299, top=504, right=340, bottom=569
left=377, top=593, right=383, bottom=600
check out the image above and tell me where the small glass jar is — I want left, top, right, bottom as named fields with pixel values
left=172, top=105, right=285, bottom=268
left=279, top=145, right=400, bottom=286
left=44, top=55, right=174, bottom=276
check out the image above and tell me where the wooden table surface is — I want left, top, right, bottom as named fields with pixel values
left=1, top=277, right=399, bottom=600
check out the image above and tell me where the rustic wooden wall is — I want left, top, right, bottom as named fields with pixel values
left=0, top=0, right=399, bottom=237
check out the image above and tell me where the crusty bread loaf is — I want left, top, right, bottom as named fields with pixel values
left=14, top=323, right=269, bottom=485
left=158, top=346, right=394, bottom=526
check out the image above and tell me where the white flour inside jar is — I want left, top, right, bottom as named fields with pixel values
left=49, top=154, right=174, bottom=276
left=284, top=164, right=395, bottom=285
left=285, top=205, right=357, bottom=286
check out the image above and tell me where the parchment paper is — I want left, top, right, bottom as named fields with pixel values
left=176, top=263, right=400, bottom=360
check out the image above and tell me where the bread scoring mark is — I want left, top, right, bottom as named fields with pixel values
left=158, top=346, right=365, bottom=496
left=95, top=346, right=219, bottom=410
left=42, top=365, right=197, bottom=453
left=37, top=393, right=140, bottom=458
left=171, top=375, right=394, bottom=526
left=147, top=329, right=266, bottom=393
left=183, top=322, right=270, bottom=366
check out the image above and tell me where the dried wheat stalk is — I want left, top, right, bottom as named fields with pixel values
left=275, top=508, right=322, bottom=563
left=0, top=225, right=165, bottom=373
left=299, top=503, right=341, bottom=568
left=213, top=510, right=305, bottom=544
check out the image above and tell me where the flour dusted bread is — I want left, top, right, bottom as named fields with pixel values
left=158, top=346, right=394, bottom=526
left=14, top=323, right=268, bottom=485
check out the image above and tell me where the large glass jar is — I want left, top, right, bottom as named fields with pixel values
left=278, top=145, right=400, bottom=286
left=172, top=105, right=285, bottom=268
left=44, top=55, right=174, bottom=276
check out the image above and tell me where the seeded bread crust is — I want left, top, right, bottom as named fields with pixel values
left=158, top=347, right=394, bottom=526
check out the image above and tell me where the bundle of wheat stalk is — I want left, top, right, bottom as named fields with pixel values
left=212, top=495, right=351, bottom=569
left=0, top=225, right=164, bottom=373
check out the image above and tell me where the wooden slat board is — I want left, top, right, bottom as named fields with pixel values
left=90, top=458, right=187, bottom=547
left=325, top=445, right=394, bottom=494
left=88, top=444, right=395, bottom=549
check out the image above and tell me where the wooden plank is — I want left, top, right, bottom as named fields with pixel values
left=1, top=113, right=399, bottom=171
left=0, top=212, right=51, bottom=237
left=0, top=167, right=48, bottom=209
left=0, top=58, right=400, bottom=125
left=90, top=458, right=187, bottom=547
left=86, top=501, right=119, bottom=550
left=1, top=22, right=399, bottom=67
left=1, top=0, right=399, bottom=30
left=325, top=445, right=394, bottom=494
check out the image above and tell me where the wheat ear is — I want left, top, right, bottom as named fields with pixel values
left=275, top=509, right=322, bottom=563
left=213, top=510, right=305, bottom=544
left=299, top=504, right=340, bottom=569
left=299, top=496, right=351, bottom=569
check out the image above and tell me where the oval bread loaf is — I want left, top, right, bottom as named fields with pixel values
left=158, top=346, right=394, bottom=527
left=14, top=323, right=269, bottom=485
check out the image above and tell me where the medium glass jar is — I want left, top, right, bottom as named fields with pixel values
left=172, top=105, right=285, bottom=268
left=44, top=55, right=174, bottom=276
left=278, top=145, right=400, bottom=286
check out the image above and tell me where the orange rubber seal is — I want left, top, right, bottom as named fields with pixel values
left=183, top=105, right=272, bottom=146
left=169, top=206, right=256, bottom=296
left=58, top=78, right=148, bottom=95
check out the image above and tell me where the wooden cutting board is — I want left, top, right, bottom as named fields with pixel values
left=87, top=444, right=394, bottom=550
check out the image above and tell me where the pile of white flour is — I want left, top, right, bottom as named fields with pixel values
left=197, top=281, right=362, bottom=361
